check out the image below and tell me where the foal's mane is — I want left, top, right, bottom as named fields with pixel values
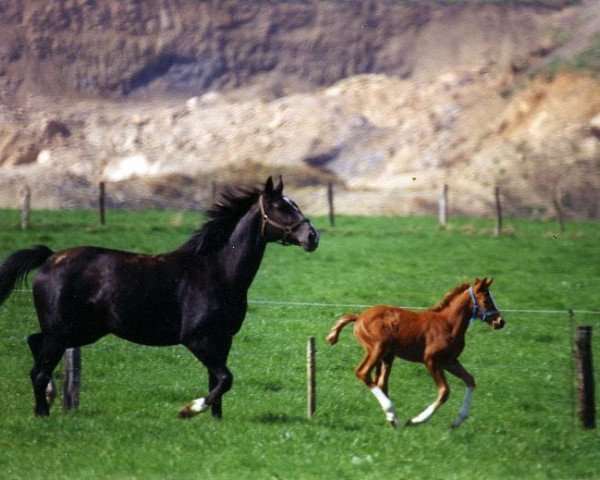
left=429, top=281, right=471, bottom=312
left=179, top=184, right=261, bottom=255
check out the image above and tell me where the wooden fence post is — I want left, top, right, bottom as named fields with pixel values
left=553, top=189, right=565, bottom=233
left=327, top=182, right=335, bottom=227
left=21, top=186, right=31, bottom=230
left=439, top=184, right=448, bottom=229
left=99, top=181, right=106, bottom=225
left=494, top=185, right=503, bottom=236
left=307, top=336, right=316, bottom=419
left=63, top=347, right=81, bottom=411
left=574, top=326, right=595, bottom=428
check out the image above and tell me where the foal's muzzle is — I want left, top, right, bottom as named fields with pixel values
left=491, top=316, right=505, bottom=330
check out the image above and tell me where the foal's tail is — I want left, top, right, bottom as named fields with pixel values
left=0, top=246, right=53, bottom=307
left=326, top=313, right=358, bottom=345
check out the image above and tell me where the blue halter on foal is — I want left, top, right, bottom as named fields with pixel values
left=468, top=285, right=500, bottom=324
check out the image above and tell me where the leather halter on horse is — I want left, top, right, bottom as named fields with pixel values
left=468, top=285, right=500, bottom=323
left=258, top=194, right=310, bottom=244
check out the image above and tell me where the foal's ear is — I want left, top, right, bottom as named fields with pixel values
left=486, top=277, right=494, bottom=287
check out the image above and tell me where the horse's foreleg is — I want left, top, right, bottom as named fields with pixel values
left=179, top=336, right=232, bottom=419
left=445, top=361, right=475, bottom=429
left=355, top=345, right=399, bottom=427
left=180, top=365, right=232, bottom=418
left=406, top=362, right=449, bottom=426
left=208, top=372, right=223, bottom=419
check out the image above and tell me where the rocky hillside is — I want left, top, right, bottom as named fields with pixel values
left=1, top=0, right=599, bottom=219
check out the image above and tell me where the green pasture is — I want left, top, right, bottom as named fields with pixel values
left=0, top=209, right=599, bottom=479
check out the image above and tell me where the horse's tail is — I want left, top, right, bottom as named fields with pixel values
left=0, top=245, right=53, bottom=307
left=326, top=313, right=358, bottom=345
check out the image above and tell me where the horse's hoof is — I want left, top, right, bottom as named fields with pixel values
left=405, top=419, right=417, bottom=427
left=45, top=380, right=56, bottom=406
left=178, top=406, right=197, bottom=419
left=388, top=418, right=399, bottom=428
left=34, top=407, right=50, bottom=417
left=178, top=398, right=209, bottom=419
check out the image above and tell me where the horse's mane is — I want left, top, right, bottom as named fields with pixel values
left=429, top=281, right=470, bottom=312
left=179, top=184, right=261, bottom=255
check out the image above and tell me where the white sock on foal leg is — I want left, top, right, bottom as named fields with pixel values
left=408, top=401, right=438, bottom=425
left=451, top=387, right=474, bottom=428
left=370, top=386, right=399, bottom=427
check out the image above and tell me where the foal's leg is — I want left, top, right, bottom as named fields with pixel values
left=406, top=360, right=450, bottom=426
left=28, top=333, right=56, bottom=406
left=29, top=334, right=66, bottom=416
left=355, top=344, right=399, bottom=427
left=445, top=361, right=476, bottom=429
left=375, top=354, right=394, bottom=396
left=179, top=335, right=233, bottom=419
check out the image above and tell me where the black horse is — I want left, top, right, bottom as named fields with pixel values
left=0, top=176, right=319, bottom=418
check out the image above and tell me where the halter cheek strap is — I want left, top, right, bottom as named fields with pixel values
left=258, top=195, right=309, bottom=244
left=468, top=285, right=500, bottom=324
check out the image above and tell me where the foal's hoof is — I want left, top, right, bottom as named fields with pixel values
left=388, top=418, right=400, bottom=428
left=450, top=417, right=468, bottom=429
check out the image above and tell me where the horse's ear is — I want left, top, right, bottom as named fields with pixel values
left=264, top=176, right=275, bottom=197
left=264, top=175, right=283, bottom=199
left=275, top=175, right=284, bottom=194
left=486, top=277, right=494, bottom=287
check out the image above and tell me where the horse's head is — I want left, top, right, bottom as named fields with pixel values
left=470, top=277, right=505, bottom=330
left=259, top=176, right=320, bottom=252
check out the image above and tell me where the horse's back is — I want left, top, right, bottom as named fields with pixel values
left=32, top=246, right=188, bottom=346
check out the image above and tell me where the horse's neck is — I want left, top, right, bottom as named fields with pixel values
left=444, top=290, right=473, bottom=338
left=218, top=204, right=266, bottom=292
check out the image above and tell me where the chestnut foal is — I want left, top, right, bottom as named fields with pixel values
left=326, top=278, right=504, bottom=428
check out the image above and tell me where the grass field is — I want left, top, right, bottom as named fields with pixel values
left=0, top=209, right=599, bottom=479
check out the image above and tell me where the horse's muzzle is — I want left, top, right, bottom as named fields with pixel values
left=300, top=223, right=320, bottom=252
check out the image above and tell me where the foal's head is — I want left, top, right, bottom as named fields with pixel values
left=470, top=277, right=505, bottom=330
left=259, top=176, right=320, bottom=252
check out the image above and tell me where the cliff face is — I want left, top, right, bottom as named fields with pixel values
left=0, top=0, right=558, bottom=101
left=1, top=0, right=599, bottom=219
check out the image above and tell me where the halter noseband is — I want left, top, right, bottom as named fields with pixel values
left=258, top=194, right=309, bottom=244
left=468, top=285, right=500, bottom=324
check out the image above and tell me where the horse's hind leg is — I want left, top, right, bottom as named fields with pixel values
left=375, top=354, right=394, bottom=396
left=445, top=361, right=475, bottom=429
left=355, top=344, right=399, bottom=427
left=27, top=333, right=56, bottom=406
left=29, top=334, right=65, bottom=416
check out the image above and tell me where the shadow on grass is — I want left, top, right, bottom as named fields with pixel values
left=254, top=412, right=306, bottom=425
